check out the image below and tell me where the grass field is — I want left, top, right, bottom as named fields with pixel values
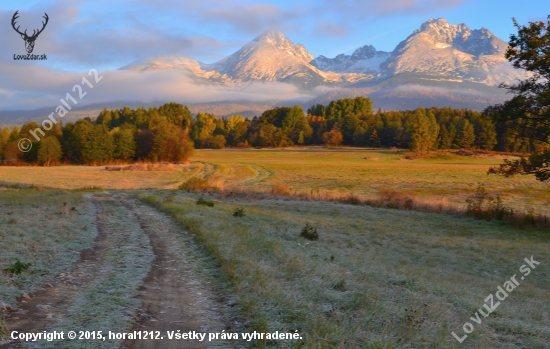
left=193, top=149, right=550, bottom=215
left=0, top=189, right=96, bottom=307
left=0, top=148, right=546, bottom=215
left=142, top=191, right=550, bottom=348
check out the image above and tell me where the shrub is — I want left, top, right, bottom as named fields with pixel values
left=179, top=177, right=216, bottom=192
left=300, top=223, right=319, bottom=241
left=375, top=188, right=417, bottom=210
left=466, top=184, right=513, bottom=221
left=465, top=184, right=489, bottom=217
left=340, top=194, right=360, bottom=205
left=233, top=207, right=245, bottom=217
left=196, top=197, right=214, bottom=207
left=332, top=279, right=346, bottom=292
left=3, top=259, right=32, bottom=275
left=271, top=183, right=291, bottom=196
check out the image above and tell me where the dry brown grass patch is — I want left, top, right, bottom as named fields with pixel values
left=104, top=163, right=176, bottom=171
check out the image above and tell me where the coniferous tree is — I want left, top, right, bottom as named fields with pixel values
left=352, top=127, right=369, bottom=146
left=448, top=124, right=458, bottom=149
left=457, top=119, right=476, bottom=149
left=0, top=127, right=11, bottom=160
left=475, top=117, right=498, bottom=150
left=407, top=108, right=439, bottom=154
left=113, top=128, right=137, bottom=161
left=8, top=126, right=20, bottom=142
left=66, top=119, right=94, bottom=163
left=485, top=17, right=550, bottom=180
left=341, top=114, right=360, bottom=144
left=369, top=129, right=381, bottom=148
left=437, top=124, right=451, bottom=149
left=37, top=137, right=63, bottom=166
left=82, top=124, right=114, bottom=164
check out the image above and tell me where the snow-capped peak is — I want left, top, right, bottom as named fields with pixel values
left=380, top=18, right=520, bottom=85
left=119, top=19, right=521, bottom=89
left=252, top=29, right=314, bottom=62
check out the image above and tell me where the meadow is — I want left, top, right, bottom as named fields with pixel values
left=0, top=148, right=549, bottom=348
left=0, top=148, right=547, bottom=215
left=142, top=191, right=550, bottom=348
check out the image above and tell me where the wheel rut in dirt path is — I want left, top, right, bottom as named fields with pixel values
left=118, top=195, right=234, bottom=349
left=2, top=194, right=234, bottom=349
left=2, top=195, right=111, bottom=348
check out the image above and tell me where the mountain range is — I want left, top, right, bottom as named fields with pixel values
left=119, top=18, right=522, bottom=112
left=121, top=18, right=522, bottom=89
left=1, top=18, right=524, bottom=126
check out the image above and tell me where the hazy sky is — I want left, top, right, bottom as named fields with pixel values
left=1, top=0, right=548, bottom=72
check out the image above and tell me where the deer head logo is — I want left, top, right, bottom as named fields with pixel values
left=11, top=11, right=49, bottom=54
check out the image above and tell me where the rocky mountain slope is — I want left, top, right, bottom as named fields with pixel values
left=121, top=30, right=374, bottom=87
left=121, top=18, right=523, bottom=92
left=379, top=18, right=522, bottom=86
left=311, top=45, right=391, bottom=74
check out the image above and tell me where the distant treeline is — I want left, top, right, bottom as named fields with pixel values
left=0, top=97, right=542, bottom=165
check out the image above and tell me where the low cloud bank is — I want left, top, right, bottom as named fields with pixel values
left=0, top=63, right=327, bottom=110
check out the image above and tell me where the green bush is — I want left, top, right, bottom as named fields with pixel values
left=233, top=207, right=245, bottom=217
left=3, top=259, right=32, bottom=275
left=300, top=223, right=319, bottom=241
left=466, top=184, right=513, bottom=221
left=196, top=197, right=214, bottom=207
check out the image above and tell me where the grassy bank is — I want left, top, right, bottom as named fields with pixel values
left=0, top=189, right=97, bottom=337
left=141, top=191, right=550, bottom=348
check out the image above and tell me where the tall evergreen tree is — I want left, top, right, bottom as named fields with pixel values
left=457, top=119, right=476, bottom=149
left=37, top=137, right=63, bottom=166
left=485, top=17, right=550, bottom=181
left=82, top=124, right=114, bottom=164
left=407, top=108, right=439, bottom=154
left=0, top=127, right=11, bottom=160
left=475, top=117, right=498, bottom=150
left=369, top=129, right=381, bottom=148
left=437, top=124, right=451, bottom=149
left=113, top=129, right=137, bottom=161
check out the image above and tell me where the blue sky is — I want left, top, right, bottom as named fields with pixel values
left=0, top=0, right=548, bottom=110
left=0, top=0, right=548, bottom=72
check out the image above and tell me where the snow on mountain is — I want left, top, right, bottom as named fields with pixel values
left=120, top=30, right=374, bottom=87
left=203, top=29, right=374, bottom=86
left=205, top=29, right=323, bottom=83
left=119, top=54, right=232, bottom=83
left=118, top=18, right=525, bottom=108
left=380, top=18, right=522, bottom=86
left=311, top=45, right=391, bottom=74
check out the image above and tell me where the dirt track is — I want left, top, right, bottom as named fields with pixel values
left=119, top=195, right=232, bottom=349
left=2, top=193, right=234, bottom=349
